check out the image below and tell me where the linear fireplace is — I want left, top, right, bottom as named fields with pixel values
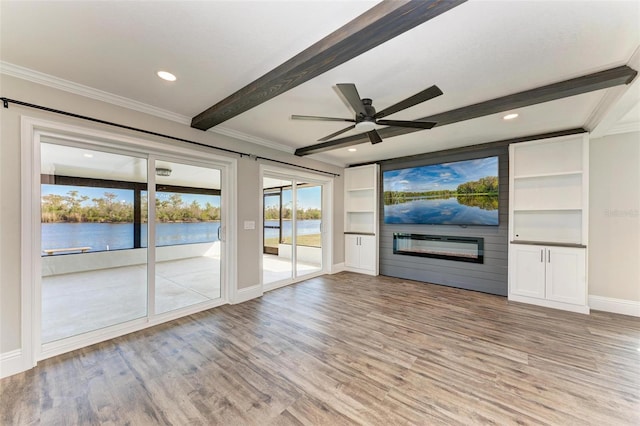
left=393, top=233, right=484, bottom=264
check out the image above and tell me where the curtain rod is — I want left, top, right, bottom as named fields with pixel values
left=1, top=97, right=340, bottom=177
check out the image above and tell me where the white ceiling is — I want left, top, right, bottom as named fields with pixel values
left=2, top=1, right=639, bottom=167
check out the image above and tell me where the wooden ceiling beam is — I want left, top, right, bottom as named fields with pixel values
left=294, top=65, right=638, bottom=156
left=191, top=0, right=467, bottom=130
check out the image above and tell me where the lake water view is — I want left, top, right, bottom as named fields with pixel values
left=42, top=220, right=321, bottom=253
left=384, top=196, right=498, bottom=225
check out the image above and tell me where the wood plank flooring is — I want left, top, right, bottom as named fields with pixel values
left=1, top=272, right=639, bottom=425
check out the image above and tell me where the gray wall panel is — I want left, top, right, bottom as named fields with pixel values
left=379, top=145, right=509, bottom=296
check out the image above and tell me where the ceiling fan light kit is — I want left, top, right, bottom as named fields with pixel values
left=354, top=120, right=376, bottom=132
left=292, top=83, right=442, bottom=148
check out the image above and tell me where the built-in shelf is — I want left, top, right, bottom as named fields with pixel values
left=508, top=134, right=589, bottom=314
left=513, top=208, right=582, bottom=212
left=513, top=172, right=582, bottom=211
left=347, top=187, right=374, bottom=191
left=510, top=240, right=586, bottom=248
left=344, top=164, right=379, bottom=276
left=513, top=170, right=583, bottom=180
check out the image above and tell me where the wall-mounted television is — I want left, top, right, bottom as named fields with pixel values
left=383, top=156, right=499, bottom=225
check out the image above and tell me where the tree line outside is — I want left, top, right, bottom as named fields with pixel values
left=41, top=190, right=220, bottom=223
left=263, top=204, right=322, bottom=247
left=383, top=176, right=499, bottom=205
left=264, top=205, right=321, bottom=221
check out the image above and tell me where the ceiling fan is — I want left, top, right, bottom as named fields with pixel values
left=292, top=83, right=443, bottom=144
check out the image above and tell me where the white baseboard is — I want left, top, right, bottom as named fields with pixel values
left=1, top=349, right=26, bottom=379
left=331, top=263, right=345, bottom=274
left=344, top=266, right=379, bottom=276
left=232, top=284, right=263, bottom=304
left=588, top=295, right=640, bottom=317
left=508, top=294, right=590, bottom=314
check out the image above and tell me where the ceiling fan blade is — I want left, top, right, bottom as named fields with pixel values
left=318, top=124, right=357, bottom=142
left=376, top=119, right=436, bottom=129
left=292, top=114, right=355, bottom=122
left=336, top=83, right=367, bottom=116
left=367, top=130, right=383, bottom=144
left=375, top=85, right=443, bottom=119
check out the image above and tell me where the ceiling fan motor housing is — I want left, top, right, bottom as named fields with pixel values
left=360, top=98, right=376, bottom=121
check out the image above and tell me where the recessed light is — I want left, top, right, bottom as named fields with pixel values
left=157, top=71, right=177, bottom=82
left=348, top=148, right=357, bottom=152
left=503, top=113, right=519, bottom=120
left=83, top=153, right=93, bottom=158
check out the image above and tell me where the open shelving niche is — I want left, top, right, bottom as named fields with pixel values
left=510, top=135, right=588, bottom=246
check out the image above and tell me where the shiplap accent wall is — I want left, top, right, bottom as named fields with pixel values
left=378, top=144, right=509, bottom=296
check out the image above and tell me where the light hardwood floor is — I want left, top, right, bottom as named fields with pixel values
left=1, top=272, right=639, bottom=425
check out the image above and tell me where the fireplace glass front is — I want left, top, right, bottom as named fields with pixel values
left=393, top=233, right=484, bottom=264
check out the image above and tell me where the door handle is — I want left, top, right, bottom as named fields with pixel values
left=548, top=250, right=551, bottom=263
left=540, top=249, right=543, bottom=263
left=217, top=225, right=224, bottom=242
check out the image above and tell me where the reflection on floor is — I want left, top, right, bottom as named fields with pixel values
left=42, top=256, right=220, bottom=343
left=262, top=254, right=322, bottom=285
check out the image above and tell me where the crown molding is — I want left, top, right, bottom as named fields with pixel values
left=0, top=61, right=191, bottom=125
left=584, top=85, right=626, bottom=134
left=0, top=61, right=310, bottom=158
left=589, top=48, right=640, bottom=138
left=208, top=126, right=295, bottom=154
left=605, top=120, right=640, bottom=136
left=307, top=153, right=347, bottom=168
left=210, top=125, right=346, bottom=167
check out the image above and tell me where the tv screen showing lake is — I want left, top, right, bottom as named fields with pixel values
left=384, top=196, right=499, bottom=225
left=383, top=156, right=499, bottom=225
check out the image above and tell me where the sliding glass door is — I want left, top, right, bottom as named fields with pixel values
left=40, top=143, right=149, bottom=343
left=262, top=178, right=294, bottom=284
left=40, top=141, right=224, bottom=345
left=153, top=159, right=222, bottom=314
left=295, top=182, right=323, bottom=278
left=262, top=175, right=324, bottom=287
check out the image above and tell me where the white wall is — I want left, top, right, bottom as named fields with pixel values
left=589, top=132, right=640, bottom=308
left=0, top=74, right=345, bottom=355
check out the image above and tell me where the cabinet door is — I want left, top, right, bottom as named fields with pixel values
left=358, top=235, right=377, bottom=272
left=510, top=245, right=546, bottom=298
left=344, top=235, right=360, bottom=268
left=545, top=247, right=586, bottom=305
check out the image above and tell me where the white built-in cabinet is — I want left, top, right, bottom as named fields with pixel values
left=508, top=134, right=589, bottom=314
left=344, top=164, right=379, bottom=275
left=345, top=234, right=377, bottom=272
left=511, top=245, right=587, bottom=306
